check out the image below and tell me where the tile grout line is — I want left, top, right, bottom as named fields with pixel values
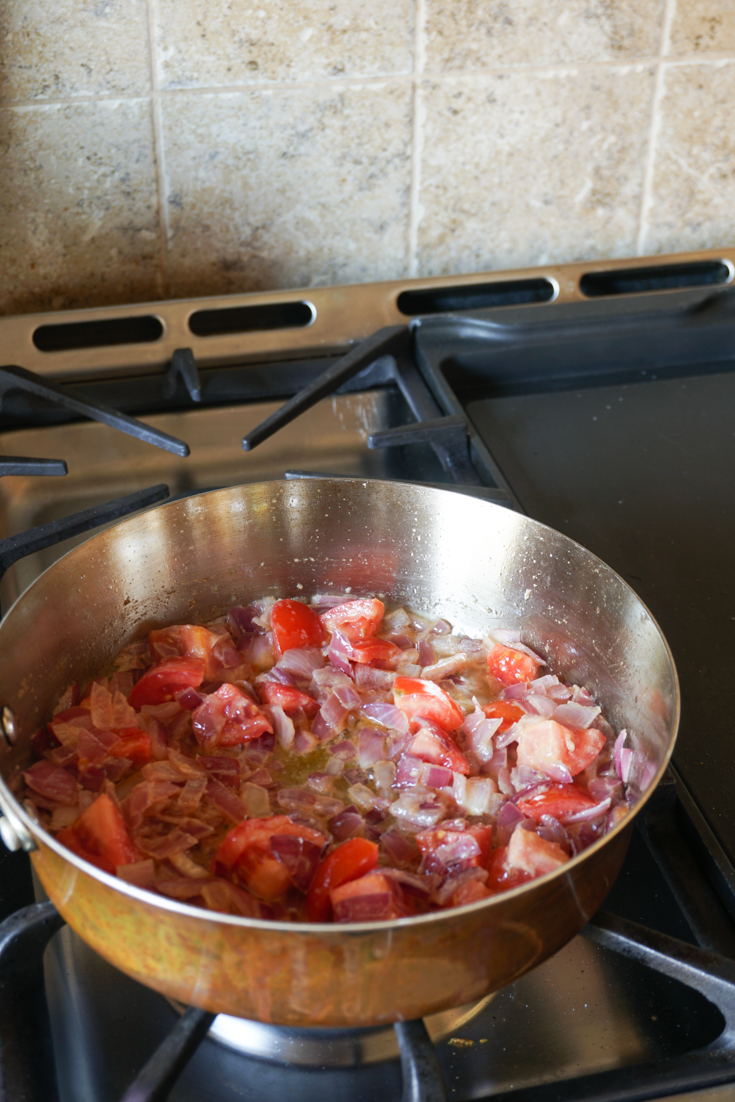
left=635, top=0, right=677, bottom=255
left=407, top=0, right=426, bottom=278
left=4, top=50, right=735, bottom=112
left=144, top=0, right=171, bottom=299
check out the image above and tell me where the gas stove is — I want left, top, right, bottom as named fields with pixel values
left=0, top=249, right=734, bottom=1102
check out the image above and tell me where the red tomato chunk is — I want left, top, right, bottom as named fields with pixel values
left=24, top=596, right=632, bottom=924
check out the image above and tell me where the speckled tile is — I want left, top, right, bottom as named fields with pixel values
left=162, top=84, right=412, bottom=295
left=154, top=0, right=414, bottom=89
left=0, top=0, right=151, bottom=104
left=667, top=1, right=735, bottom=56
left=643, top=62, right=735, bottom=255
left=0, top=100, right=163, bottom=315
left=423, top=0, right=664, bottom=71
left=416, top=67, right=654, bottom=277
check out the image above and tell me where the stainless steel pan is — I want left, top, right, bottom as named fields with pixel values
left=0, top=479, right=679, bottom=1026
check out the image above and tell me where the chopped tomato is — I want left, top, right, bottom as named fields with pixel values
left=330, top=871, right=408, bottom=922
left=487, top=644, right=542, bottom=686
left=393, top=677, right=464, bottom=732
left=516, top=719, right=606, bottom=780
left=451, top=879, right=493, bottom=906
left=56, top=793, right=140, bottom=874
left=409, top=720, right=470, bottom=775
left=485, top=846, right=533, bottom=893
left=416, top=823, right=492, bottom=869
left=193, top=683, right=273, bottom=749
left=149, top=624, right=223, bottom=680
left=305, top=837, right=379, bottom=922
left=212, top=816, right=327, bottom=902
left=320, top=599, right=385, bottom=644
left=516, top=782, right=599, bottom=822
left=108, top=727, right=152, bottom=767
left=129, top=657, right=205, bottom=710
left=350, top=638, right=403, bottom=667
left=506, top=826, right=568, bottom=876
left=270, top=600, right=325, bottom=657
left=258, top=681, right=319, bottom=717
left=482, top=701, right=525, bottom=732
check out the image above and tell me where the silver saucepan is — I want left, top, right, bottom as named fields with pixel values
left=0, top=479, right=678, bottom=1026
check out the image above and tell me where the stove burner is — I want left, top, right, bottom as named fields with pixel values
left=170, top=996, right=494, bottom=1066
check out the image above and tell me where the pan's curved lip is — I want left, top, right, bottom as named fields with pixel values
left=5, top=477, right=680, bottom=934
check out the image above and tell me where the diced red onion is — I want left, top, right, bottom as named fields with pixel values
left=501, top=682, right=531, bottom=700
left=572, top=685, right=598, bottom=707
left=418, top=639, right=436, bottom=667
left=270, top=834, right=325, bottom=892
left=347, top=783, right=377, bottom=811
left=240, top=633, right=274, bottom=668
left=419, top=763, right=453, bottom=789
left=380, top=867, right=433, bottom=895
left=334, top=683, right=361, bottom=710
left=497, top=766, right=514, bottom=796
left=358, top=727, right=387, bottom=768
left=137, top=829, right=198, bottom=860
left=495, top=801, right=525, bottom=845
left=270, top=705, right=295, bottom=750
left=373, top=760, right=397, bottom=793
left=206, top=778, right=246, bottom=823
left=176, top=687, right=206, bottom=712
left=430, top=619, right=452, bottom=636
left=306, top=772, right=334, bottom=793
left=522, top=694, right=556, bottom=717
left=490, top=633, right=546, bottom=665
left=588, top=774, right=623, bottom=803
left=23, top=761, right=78, bottom=805
left=318, top=693, right=350, bottom=733
left=496, top=724, right=521, bottom=750
left=560, top=797, right=612, bottom=824
left=333, top=887, right=396, bottom=923
left=422, top=654, right=467, bottom=682
left=362, top=703, right=409, bottom=735
left=293, top=730, right=319, bottom=755
left=117, top=859, right=156, bottom=888
left=380, top=828, right=418, bottom=867
left=391, top=789, right=447, bottom=829
left=311, top=666, right=354, bottom=699
left=329, top=805, right=365, bottom=840
left=536, top=814, right=573, bottom=852
left=242, top=782, right=270, bottom=817
left=463, top=711, right=502, bottom=763
left=553, top=702, right=602, bottom=729
left=226, top=605, right=261, bottom=639
left=277, top=646, right=325, bottom=686
left=432, top=867, right=488, bottom=906
left=394, top=753, right=423, bottom=789
left=355, top=665, right=395, bottom=693
left=328, top=630, right=354, bottom=677
left=310, top=712, right=333, bottom=740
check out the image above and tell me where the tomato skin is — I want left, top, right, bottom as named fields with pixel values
left=129, top=657, right=205, bottom=709
left=409, top=720, right=470, bottom=775
left=393, top=677, right=464, bottom=732
left=193, top=683, right=273, bottom=749
left=516, top=782, right=598, bottom=822
left=149, top=625, right=222, bottom=679
left=213, top=816, right=327, bottom=902
left=486, top=644, right=541, bottom=686
left=350, top=638, right=403, bottom=667
left=270, top=600, right=325, bottom=658
left=482, top=701, right=525, bottom=732
left=56, top=793, right=140, bottom=874
left=258, top=681, right=319, bottom=717
left=108, top=727, right=152, bottom=767
left=306, top=838, right=379, bottom=922
left=516, top=720, right=606, bottom=779
left=320, top=599, right=384, bottom=644
left=485, top=845, right=532, bottom=893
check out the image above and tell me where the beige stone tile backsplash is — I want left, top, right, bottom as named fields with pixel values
left=0, top=0, right=734, bottom=314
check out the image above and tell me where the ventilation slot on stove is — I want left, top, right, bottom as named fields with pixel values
left=33, top=315, right=164, bottom=352
left=396, top=278, right=556, bottom=316
left=579, top=260, right=733, bottom=298
left=188, top=301, right=315, bottom=337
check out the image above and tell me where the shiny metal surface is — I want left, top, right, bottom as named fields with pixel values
left=0, top=389, right=439, bottom=609
left=0, top=247, right=731, bottom=380
left=0, top=478, right=678, bottom=1026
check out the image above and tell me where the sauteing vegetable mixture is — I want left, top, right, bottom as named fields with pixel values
left=21, top=596, right=633, bottom=923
